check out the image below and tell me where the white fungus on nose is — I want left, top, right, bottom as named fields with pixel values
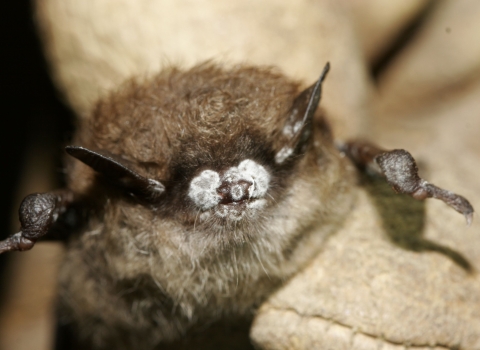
left=230, top=184, right=245, bottom=201
left=236, top=160, right=269, bottom=197
left=188, top=159, right=270, bottom=210
left=188, top=170, right=221, bottom=210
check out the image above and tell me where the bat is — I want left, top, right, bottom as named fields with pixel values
left=0, top=62, right=473, bottom=349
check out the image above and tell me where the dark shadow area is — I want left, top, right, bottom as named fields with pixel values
left=56, top=318, right=255, bottom=350
left=0, top=0, right=75, bottom=304
left=362, top=174, right=472, bottom=272
left=159, top=320, right=255, bottom=350
left=371, top=0, right=437, bottom=81
left=55, top=272, right=259, bottom=350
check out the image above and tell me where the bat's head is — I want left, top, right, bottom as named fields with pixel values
left=66, top=63, right=353, bottom=254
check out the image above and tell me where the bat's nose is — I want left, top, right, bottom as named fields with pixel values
left=217, top=179, right=253, bottom=204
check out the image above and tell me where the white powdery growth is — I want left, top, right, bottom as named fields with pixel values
left=283, top=109, right=299, bottom=136
left=275, top=146, right=293, bottom=164
left=188, top=170, right=221, bottom=209
left=282, top=124, right=294, bottom=137
left=236, top=160, right=269, bottom=197
left=230, top=184, right=245, bottom=201
left=188, top=159, right=270, bottom=213
left=214, top=205, right=244, bottom=220
left=223, top=167, right=242, bottom=184
left=247, top=198, right=267, bottom=210
left=293, top=120, right=303, bottom=134
left=148, top=179, right=165, bottom=194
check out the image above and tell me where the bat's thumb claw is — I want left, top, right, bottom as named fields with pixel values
left=453, top=196, right=474, bottom=226
left=465, top=212, right=474, bottom=226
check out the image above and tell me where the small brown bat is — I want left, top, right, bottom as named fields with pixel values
left=0, top=62, right=473, bottom=349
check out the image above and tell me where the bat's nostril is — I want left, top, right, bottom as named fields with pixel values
left=218, top=179, right=253, bottom=204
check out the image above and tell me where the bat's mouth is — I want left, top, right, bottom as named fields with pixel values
left=214, top=198, right=266, bottom=221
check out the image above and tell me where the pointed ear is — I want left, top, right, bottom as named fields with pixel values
left=275, top=62, right=330, bottom=164
left=66, top=146, right=165, bottom=202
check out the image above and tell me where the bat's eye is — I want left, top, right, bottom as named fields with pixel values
left=188, top=159, right=270, bottom=220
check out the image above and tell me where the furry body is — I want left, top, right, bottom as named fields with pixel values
left=58, top=63, right=354, bottom=348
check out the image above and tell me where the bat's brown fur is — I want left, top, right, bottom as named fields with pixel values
left=59, top=63, right=355, bottom=348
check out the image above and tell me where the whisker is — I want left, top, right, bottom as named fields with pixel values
left=252, top=243, right=271, bottom=280
left=193, top=208, right=202, bottom=235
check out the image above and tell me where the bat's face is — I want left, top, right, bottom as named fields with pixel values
left=67, top=63, right=353, bottom=253
left=160, top=127, right=287, bottom=246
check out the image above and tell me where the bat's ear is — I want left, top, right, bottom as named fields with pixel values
left=275, top=62, right=330, bottom=165
left=66, top=146, right=165, bottom=202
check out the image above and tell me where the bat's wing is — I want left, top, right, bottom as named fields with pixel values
left=0, top=190, right=76, bottom=254
left=341, top=140, right=474, bottom=225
